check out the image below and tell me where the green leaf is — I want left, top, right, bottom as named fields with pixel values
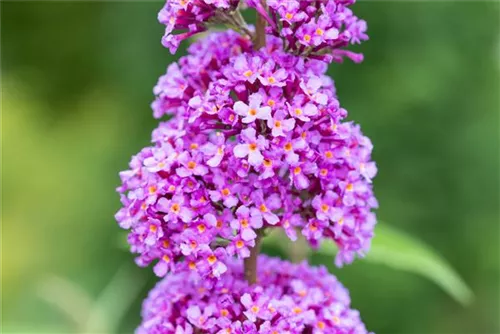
left=318, top=223, right=474, bottom=306
left=262, top=223, right=474, bottom=306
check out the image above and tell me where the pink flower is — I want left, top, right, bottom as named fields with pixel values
left=233, top=93, right=271, bottom=123
left=233, top=127, right=268, bottom=167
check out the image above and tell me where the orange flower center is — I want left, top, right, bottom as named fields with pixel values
left=321, top=203, right=329, bottom=212
left=207, top=254, right=217, bottom=265
left=171, top=203, right=180, bottom=213
left=197, top=224, right=206, bottom=233
left=187, top=161, right=196, bottom=169
left=259, top=204, right=268, bottom=213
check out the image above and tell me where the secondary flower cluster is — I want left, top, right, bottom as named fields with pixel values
left=159, top=0, right=368, bottom=62
left=116, top=30, right=377, bottom=279
left=137, top=255, right=371, bottom=334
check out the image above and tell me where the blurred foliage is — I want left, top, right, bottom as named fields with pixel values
left=264, top=222, right=474, bottom=306
left=2, top=1, right=499, bottom=334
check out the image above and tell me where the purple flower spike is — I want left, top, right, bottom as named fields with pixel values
left=137, top=256, right=373, bottom=334
left=116, top=31, right=378, bottom=277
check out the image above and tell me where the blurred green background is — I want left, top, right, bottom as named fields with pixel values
left=2, top=1, right=499, bottom=333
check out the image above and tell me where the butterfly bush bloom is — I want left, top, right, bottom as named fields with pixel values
left=159, top=0, right=367, bottom=64
left=245, top=0, right=368, bottom=63
left=137, top=255, right=372, bottom=334
left=116, top=30, right=377, bottom=279
left=158, top=0, right=245, bottom=53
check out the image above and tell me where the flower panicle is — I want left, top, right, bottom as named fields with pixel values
left=159, top=0, right=368, bottom=63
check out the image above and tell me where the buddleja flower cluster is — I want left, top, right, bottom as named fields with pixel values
left=160, top=0, right=367, bottom=63
left=116, top=1, right=376, bottom=333
left=138, top=256, right=371, bottom=334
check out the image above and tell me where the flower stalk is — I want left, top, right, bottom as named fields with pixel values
left=243, top=6, right=268, bottom=285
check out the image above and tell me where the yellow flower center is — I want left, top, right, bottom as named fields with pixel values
left=249, top=108, right=257, bottom=116
left=249, top=143, right=258, bottom=151
left=243, top=70, right=253, bottom=77
left=293, top=166, right=302, bottom=175
left=304, top=34, right=311, bottom=42
left=187, top=161, right=196, bottom=169
left=236, top=240, right=245, bottom=249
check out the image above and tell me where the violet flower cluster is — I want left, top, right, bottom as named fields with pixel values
left=138, top=255, right=371, bottom=334
left=159, top=0, right=368, bottom=63
left=116, top=1, right=376, bottom=333
left=116, top=30, right=377, bottom=278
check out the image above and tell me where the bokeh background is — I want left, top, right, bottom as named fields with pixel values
left=2, top=1, right=499, bottom=333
